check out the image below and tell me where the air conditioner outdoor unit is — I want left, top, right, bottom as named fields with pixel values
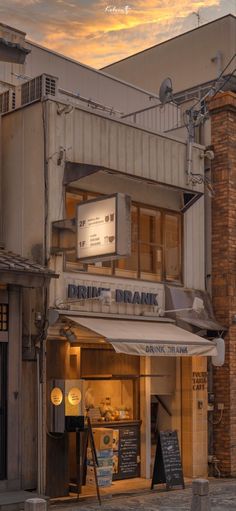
left=21, top=74, right=58, bottom=106
left=0, top=89, right=16, bottom=114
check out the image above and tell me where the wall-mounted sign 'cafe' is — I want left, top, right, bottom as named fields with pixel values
left=76, top=193, right=131, bottom=262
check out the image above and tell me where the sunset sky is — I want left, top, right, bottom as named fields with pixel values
left=0, top=0, right=235, bottom=68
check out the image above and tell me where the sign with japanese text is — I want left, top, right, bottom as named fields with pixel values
left=76, top=193, right=131, bottom=262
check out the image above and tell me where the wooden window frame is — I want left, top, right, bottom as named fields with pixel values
left=64, top=187, right=183, bottom=284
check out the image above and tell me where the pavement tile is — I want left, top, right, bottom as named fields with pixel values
left=50, top=479, right=236, bottom=511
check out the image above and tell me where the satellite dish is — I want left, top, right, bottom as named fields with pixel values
left=159, top=77, right=173, bottom=104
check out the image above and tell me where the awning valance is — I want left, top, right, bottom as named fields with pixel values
left=65, top=316, right=217, bottom=357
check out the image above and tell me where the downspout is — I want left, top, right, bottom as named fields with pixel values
left=186, top=110, right=195, bottom=185
left=186, top=139, right=193, bottom=185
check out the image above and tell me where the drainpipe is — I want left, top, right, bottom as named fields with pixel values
left=186, top=110, right=195, bottom=185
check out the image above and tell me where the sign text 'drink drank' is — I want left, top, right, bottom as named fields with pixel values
left=76, top=193, right=131, bottom=262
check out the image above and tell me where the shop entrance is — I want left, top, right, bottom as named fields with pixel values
left=0, top=343, right=7, bottom=479
left=46, top=340, right=144, bottom=497
left=151, top=395, right=172, bottom=472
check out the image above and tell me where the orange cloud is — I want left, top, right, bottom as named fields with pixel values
left=0, top=0, right=233, bottom=68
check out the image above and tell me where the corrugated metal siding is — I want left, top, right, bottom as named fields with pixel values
left=123, top=103, right=181, bottom=134
left=184, top=195, right=205, bottom=290
left=60, top=105, right=204, bottom=192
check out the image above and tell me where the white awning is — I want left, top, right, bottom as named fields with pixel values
left=66, top=317, right=217, bottom=357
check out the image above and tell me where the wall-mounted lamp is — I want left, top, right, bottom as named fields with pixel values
left=60, top=327, right=77, bottom=343
left=200, top=149, right=215, bottom=160
left=98, top=289, right=112, bottom=305
left=159, top=297, right=204, bottom=317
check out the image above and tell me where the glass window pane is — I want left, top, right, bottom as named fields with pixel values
left=140, top=208, right=161, bottom=244
left=66, top=192, right=84, bottom=219
left=140, top=244, right=162, bottom=281
left=139, top=208, right=162, bottom=280
left=164, top=214, right=181, bottom=281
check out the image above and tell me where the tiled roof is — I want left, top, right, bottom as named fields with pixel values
left=0, top=249, right=57, bottom=277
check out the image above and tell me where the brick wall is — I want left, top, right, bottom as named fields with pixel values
left=208, top=92, right=236, bottom=475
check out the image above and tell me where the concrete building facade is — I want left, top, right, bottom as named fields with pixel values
left=104, top=14, right=236, bottom=477
left=0, top=23, right=223, bottom=497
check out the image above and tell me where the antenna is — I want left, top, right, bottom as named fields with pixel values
left=192, top=11, right=201, bottom=27
left=159, top=77, right=173, bottom=105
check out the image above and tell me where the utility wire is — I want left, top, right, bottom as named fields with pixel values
left=189, top=53, right=236, bottom=112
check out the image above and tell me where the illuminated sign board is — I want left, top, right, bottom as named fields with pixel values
left=77, top=193, right=131, bottom=262
left=50, top=387, right=63, bottom=406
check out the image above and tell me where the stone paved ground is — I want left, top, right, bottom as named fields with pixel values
left=51, top=479, right=236, bottom=511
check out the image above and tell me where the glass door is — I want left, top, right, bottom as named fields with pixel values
left=0, top=343, right=7, bottom=479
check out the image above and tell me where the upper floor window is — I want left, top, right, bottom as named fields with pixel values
left=65, top=189, right=182, bottom=283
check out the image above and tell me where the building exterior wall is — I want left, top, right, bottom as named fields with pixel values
left=22, top=42, right=159, bottom=114
left=1, top=103, right=45, bottom=260
left=103, top=15, right=236, bottom=95
left=46, top=98, right=203, bottom=205
left=208, top=92, right=236, bottom=476
left=45, top=99, right=204, bottom=289
left=0, top=24, right=162, bottom=116
left=0, top=86, right=207, bottom=493
left=184, top=196, right=205, bottom=290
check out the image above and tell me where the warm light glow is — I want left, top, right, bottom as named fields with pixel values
left=51, top=387, right=63, bottom=406
left=77, top=196, right=116, bottom=259
left=68, top=387, right=82, bottom=406
left=0, top=1, right=230, bottom=68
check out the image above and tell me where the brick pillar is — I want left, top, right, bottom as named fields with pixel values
left=208, top=92, right=236, bottom=475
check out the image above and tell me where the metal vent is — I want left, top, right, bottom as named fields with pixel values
left=45, top=76, right=57, bottom=96
left=21, top=75, right=42, bottom=105
left=0, top=89, right=16, bottom=114
left=21, top=74, right=58, bottom=106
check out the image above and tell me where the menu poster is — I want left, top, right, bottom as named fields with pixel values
left=151, top=430, right=184, bottom=490
left=117, top=426, right=140, bottom=480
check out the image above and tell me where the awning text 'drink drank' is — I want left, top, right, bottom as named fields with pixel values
left=65, top=317, right=217, bottom=357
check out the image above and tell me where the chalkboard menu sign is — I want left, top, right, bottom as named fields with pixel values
left=113, top=424, right=140, bottom=480
left=151, top=430, right=184, bottom=490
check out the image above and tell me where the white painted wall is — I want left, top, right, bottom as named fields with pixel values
left=1, top=103, right=45, bottom=260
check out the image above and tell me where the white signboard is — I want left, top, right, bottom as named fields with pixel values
left=77, top=193, right=131, bottom=262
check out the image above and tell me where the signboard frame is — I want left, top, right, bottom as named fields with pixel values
left=151, top=430, right=185, bottom=491
left=76, top=193, right=131, bottom=263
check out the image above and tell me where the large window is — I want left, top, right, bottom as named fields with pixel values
left=65, top=189, right=182, bottom=283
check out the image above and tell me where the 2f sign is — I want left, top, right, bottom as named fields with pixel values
left=76, top=193, right=131, bottom=262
